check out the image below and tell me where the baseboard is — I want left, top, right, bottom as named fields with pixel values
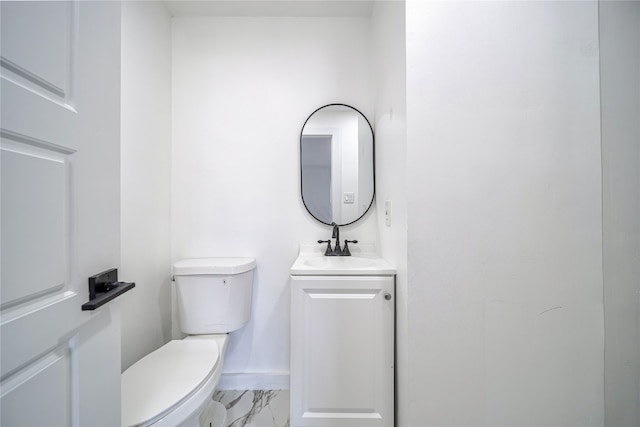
left=218, top=372, right=290, bottom=390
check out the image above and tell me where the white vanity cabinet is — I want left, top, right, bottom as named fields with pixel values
left=290, top=275, right=395, bottom=427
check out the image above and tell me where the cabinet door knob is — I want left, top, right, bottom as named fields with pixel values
left=384, top=293, right=392, bottom=301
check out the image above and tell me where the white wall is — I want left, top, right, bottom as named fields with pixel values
left=600, top=2, right=640, bottom=426
left=371, top=1, right=407, bottom=425
left=120, top=1, right=173, bottom=371
left=406, top=1, right=603, bottom=425
left=171, top=16, right=376, bottom=385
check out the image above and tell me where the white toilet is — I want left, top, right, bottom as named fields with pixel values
left=121, top=257, right=256, bottom=427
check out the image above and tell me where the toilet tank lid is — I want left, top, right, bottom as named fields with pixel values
left=173, top=257, right=256, bottom=276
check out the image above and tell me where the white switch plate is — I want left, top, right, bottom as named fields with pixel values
left=384, top=200, right=391, bottom=226
left=344, top=192, right=354, bottom=204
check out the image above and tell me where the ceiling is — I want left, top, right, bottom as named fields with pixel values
left=163, top=0, right=376, bottom=17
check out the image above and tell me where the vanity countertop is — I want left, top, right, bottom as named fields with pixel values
left=290, top=244, right=396, bottom=276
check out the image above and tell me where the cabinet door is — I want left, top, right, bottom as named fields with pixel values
left=291, top=276, right=394, bottom=427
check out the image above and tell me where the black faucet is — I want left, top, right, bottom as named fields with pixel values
left=331, top=222, right=341, bottom=256
left=318, top=223, right=358, bottom=256
left=317, top=223, right=358, bottom=256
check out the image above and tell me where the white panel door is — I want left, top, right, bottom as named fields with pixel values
left=1, top=1, right=123, bottom=426
left=291, top=275, right=395, bottom=427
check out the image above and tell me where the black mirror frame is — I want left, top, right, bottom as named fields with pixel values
left=299, top=103, right=375, bottom=226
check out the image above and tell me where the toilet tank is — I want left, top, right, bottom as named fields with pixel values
left=173, top=258, right=256, bottom=334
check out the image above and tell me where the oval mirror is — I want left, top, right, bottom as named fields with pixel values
left=300, top=104, right=375, bottom=226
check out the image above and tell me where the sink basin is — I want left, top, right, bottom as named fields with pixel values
left=303, top=257, right=378, bottom=269
left=290, top=244, right=396, bottom=276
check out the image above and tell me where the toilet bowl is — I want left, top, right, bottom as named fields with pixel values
left=121, top=335, right=227, bottom=427
left=121, top=258, right=256, bottom=427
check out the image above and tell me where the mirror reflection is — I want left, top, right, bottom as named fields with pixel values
left=300, top=104, right=374, bottom=226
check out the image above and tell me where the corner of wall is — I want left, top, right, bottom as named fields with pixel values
left=120, top=0, right=173, bottom=372
left=371, top=1, right=408, bottom=426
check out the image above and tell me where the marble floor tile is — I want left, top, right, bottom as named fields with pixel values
left=212, top=390, right=290, bottom=427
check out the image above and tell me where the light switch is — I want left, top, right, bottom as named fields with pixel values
left=344, top=192, right=354, bottom=204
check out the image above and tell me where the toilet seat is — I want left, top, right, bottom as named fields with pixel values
left=122, top=337, right=222, bottom=426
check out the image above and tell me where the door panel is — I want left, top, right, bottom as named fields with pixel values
left=305, top=289, right=378, bottom=413
left=0, top=1, right=75, bottom=102
left=1, top=138, right=71, bottom=306
left=1, top=344, right=72, bottom=426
